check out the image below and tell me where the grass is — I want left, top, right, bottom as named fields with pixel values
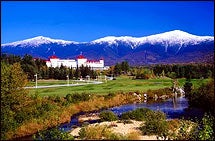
left=27, top=80, right=88, bottom=87
left=27, top=76, right=210, bottom=97
left=178, top=78, right=209, bottom=89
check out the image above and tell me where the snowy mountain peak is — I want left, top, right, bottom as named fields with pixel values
left=148, top=30, right=199, bottom=39
left=91, top=30, right=214, bottom=47
left=2, top=30, right=213, bottom=48
left=2, top=36, right=77, bottom=47
left=140, top=30, right=214, bottom=46
left=92, top=36, right=136, bottom=43
left=91, top=36, right=140, bottom=49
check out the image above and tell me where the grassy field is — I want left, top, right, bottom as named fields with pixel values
left=27, top=80, right=89, bottom=86
left=27, top=76, right=209, bottom=97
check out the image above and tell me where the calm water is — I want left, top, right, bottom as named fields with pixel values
left=18, top=96, right=204, bottom=140
left=110, top=96, right=188, bottom=119
left=60, top=96, right=204, bottom=132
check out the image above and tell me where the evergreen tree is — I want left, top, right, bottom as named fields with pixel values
left=121, top=61, right=130, bottom=74
left=74, top=65, right=81, bottom=79
left=114, top=63, right=121, bottom=76
left=184, top=79, right=193, bottom=99
left=21, top=54, right=38, bottom=80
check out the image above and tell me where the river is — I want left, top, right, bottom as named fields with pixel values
left=59, top=96, right=204, bottom=132
left=16, top=96, right=204, bottom=140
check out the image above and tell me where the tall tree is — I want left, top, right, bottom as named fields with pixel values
left=114, top=63, right=121, bottom=76
left=121, top=61, right=130, bottom=74
left=1, top=62, right=28, bottom=139
left=21, top=54, right=37, bottom=80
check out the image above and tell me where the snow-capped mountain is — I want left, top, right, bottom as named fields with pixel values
left=92, top=30, right=213, bottom=45
left=1, top=30, right=214, bottom=65
left=1, top=36, right=78, bottom=47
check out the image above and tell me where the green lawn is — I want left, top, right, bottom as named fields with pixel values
left=27, top=80, right=88, bottom=87
left=27, top=76, right=210, bottom=97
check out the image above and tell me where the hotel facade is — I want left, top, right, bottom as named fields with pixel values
left=46, top=54, right=107, bottom=70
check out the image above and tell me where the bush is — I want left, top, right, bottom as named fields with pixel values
left=198, top=113, right=214, bottom=140
left=140, top=110, right=168, bottom=137
left=104, top=92, right=116, bottom=100
left=107, top=133, right=126, bottom=140
left=54, top=96, right=62, bottom=103
left=65, top=93, right=91, bottom=103
left=187, top=79, right=214, bottom=114
left=99, top=111, right=118, bottom=121
left=79, top=124, right=127, bottom=140
left=126, top=131, right=141, bottom=140
left=174, top=119, right=197, bottom=140
left=79, top=125, right=111, bottom=140
left=166, top=114, right=214, bottom=140
left=33, top=127, right=74, bottom=140
left=142, top=119, right=168, bottom=137
left=120, top=108, right=151, bottom=121
left=65, top=94, right=73, bottom=102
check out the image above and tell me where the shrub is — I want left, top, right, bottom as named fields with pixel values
left=33, top=126, right=74, bottom=140
left=140, top=110, right=168, bottom=137
left=141, top=119, right=168, bottom=137
left=126, top=131, right=141, bottom=140
left=65, top=93, right=91, bottom=103
left=120, top=111, right=132, bottom=120
left=99, top=111, right=118, bottom=121
left=198, top=113, right=214, bottom=140
left=166, top=115, right=214, bottom=140
left=187, top=79, right=214, bottom=114
left=167, top=119, right=199, bottom=140
left=65, top=94, right=73, bottom=102
left=104, top=92, right=116, bottom=100
left=54, top=96, right=62, bottom=103
left=167, top=119, right=181, bottom=133
left=120, top=108, right=151, bottom=121
left=79, top=124, right=112, bottom=140
left=107, top=133, right=126, bottom=140
left=41, top=103, right=54, bottom=111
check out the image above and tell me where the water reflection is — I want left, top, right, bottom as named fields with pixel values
left=109, top=96, right=188, bottom=119
left=60, top=96, right=204, bottom=132
left=173, top=94, right=178, bottom=109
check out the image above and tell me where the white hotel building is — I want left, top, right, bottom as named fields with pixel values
left=46, top=54, right=107, bottom=70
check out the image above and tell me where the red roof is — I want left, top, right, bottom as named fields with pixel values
left=50, top=55, right=58, bottom=59
left=77, top=55, right=85, bottom=59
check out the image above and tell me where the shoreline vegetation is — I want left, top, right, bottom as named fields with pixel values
left=12, top=88, right=174, bottom=140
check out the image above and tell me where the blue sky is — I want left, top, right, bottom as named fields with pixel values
left=1, top=1, right=214, bottom=44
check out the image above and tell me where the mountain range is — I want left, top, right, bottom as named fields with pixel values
left=1, top=30, right=214, bottom=66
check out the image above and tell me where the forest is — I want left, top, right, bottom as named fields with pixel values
left=1, top=53, right=214, bottom=80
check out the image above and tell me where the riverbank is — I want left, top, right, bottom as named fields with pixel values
left=70, top=120, right=157, bottom=140
left=11, top=88, right=174, bottom=140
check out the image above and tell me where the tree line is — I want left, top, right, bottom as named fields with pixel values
left=1, top=54, right=99, bottom=80
left=151, top=64, right=214, bottom=79
left=1, top=54, right=214, bottom=80
left=110, top=62, right=214, bottom=79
